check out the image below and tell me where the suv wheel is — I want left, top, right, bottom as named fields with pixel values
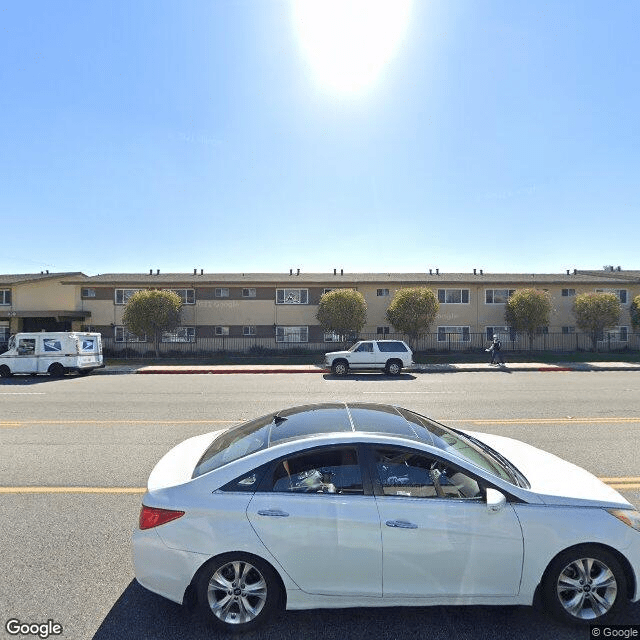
left=385, top=360, right=402, bottom=376
left=331, top=360, right=349, bottom=376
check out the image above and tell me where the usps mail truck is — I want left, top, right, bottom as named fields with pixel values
left=0, top=332, right=104, bottom=378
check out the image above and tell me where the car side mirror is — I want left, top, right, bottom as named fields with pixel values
left=486, top=488, right=506, bottom=514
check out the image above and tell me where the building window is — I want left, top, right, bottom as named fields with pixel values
left=81, top=288, right=96, bottom=298
left=485, top=289, right=515, bottom=304
left=243, top=326, right=256, bottom=336
left=115, top=289, right=142, bottom=305
left=169, top=289, right=195, bottom=304
left=0, top=289, right=11, bottom=305
left=596, top=289, right=628, bottom=304
left=215, top=326, right=230, bottom=336
left=438, top=326, right=471, bottom=342
left=561, top=289, right=576, bottom=297
left=162, top=327, right=195, bottom=342
left=438, top=289, right=470, bottom=304
left=377, top=326, right=390, bottom=335
left=276, top=289, right=308, bottom=304
left=215, top=288, right=229, bottom=298
left=276, top=326, right=308, bottom=342
left=242, top=288, right=256, bottom=298
left=486, top=326, right=513, bottom=340
left=376, top=289, right=390, bottom=297
left=562, top=326, right=575, bottom=334
left=602, top=326, right=628, bottom=342
left=0, top=326, right=9, bottom=343
left=115, top=326, right=146, bottom=342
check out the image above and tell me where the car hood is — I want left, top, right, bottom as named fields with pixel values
left=147, top=430, right=224, bottom=491
left=464, top=431, right=631, bottom=508
left=325, top=349, right=349, bottom=357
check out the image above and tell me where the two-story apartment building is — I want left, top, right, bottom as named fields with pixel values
left=2, top=268, right=639, bottom=351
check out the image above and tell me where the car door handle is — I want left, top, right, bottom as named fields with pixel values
left=385, top=520, right=418, bottom=529
left=257, top=509, right=289, bottom=517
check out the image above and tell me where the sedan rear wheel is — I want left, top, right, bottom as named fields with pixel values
left=543, top=546, right=627, bottom=624
left=197, top=553, right=281, bottom=632
left=0, top=365, right=11, bottom=378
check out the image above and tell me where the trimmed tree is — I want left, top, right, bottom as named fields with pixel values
left=504, top=288, right=553, bottom=350
left=631, top=295, right=640, bottom=332
left=122, top=289, right=183, bottom=358
left=316, top=289, right=367, bottom=343
left=572, top=292, right=621, bottom=351
left=385, top=287, right=439, bottom=350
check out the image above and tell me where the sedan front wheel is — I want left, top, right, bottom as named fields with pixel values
left=543, top=546, right=627, bottom=625
left=197, top=553, right=282, bottom=632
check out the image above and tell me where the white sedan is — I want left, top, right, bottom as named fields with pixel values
left=132, top=403, right=640, bottom=633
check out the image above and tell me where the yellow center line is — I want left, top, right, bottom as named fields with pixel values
left=448, top=417, right=640, bottom=425
left=0, top=487, right=146, bottom=494
left=0, top=419, right=236, bottom=427
left=1, top=479, right=640, bottom=494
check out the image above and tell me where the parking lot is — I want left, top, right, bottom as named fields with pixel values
left=1, top=370, right=639, bottom=639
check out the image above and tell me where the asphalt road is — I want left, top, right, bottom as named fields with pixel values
left=1, top=370, right=639, bottom=640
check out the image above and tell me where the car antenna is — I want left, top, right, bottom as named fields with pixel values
left=273, top=413, right=288, bottom=426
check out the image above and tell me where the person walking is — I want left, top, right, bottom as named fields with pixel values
left=487, top=334, right=505, bottom=366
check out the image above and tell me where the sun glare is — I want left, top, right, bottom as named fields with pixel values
left=293, top=0, right=412, bottom=94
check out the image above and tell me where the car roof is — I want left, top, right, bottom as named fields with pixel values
left=267, top=403, right=435, bottom=448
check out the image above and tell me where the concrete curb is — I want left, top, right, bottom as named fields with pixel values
left=95, top=362, right=640, bottom=375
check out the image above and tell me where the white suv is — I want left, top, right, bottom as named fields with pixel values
left=324, top=340, right=414, bottom=376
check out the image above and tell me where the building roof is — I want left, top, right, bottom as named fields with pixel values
left=0, top=272, right=85, bottom=285
left=60, top=270, right=640, bottom=286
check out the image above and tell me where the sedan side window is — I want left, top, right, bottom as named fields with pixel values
left=271, top=448, right=363, bottom=495
left=374, top=448, right=482, bottom=499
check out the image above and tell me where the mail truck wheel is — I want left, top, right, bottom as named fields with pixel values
left=48, top=363, right=65, bottom=377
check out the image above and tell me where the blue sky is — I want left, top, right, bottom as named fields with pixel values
left=1, top=0, right=638, bottom=276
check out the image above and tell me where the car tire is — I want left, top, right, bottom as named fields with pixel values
left=196, top=553, right=282, bottom=633
left=0, top=365, right=11, bottom=378
left=48, top=363, right=65, bottom=377
left=331, top=360, right=349, bottom=376
left=385, top=359, right=402, bottom=376
left=542, top=545, right=627, bottom=625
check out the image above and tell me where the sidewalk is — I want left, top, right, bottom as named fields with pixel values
left=98, top=361, right=640, bottom=375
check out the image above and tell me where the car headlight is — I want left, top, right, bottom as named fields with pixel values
left=607, top=508, right=640, bottom=532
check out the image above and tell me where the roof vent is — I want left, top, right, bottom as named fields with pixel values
left=149, top=269, right=153, bottom=275
left=156, top=269, right=160, bottom=275
left=297, top=268, right=300, bottom=276
left=436, top=268, right=439, bottom=275
left=480, top=269, right=483, bottom=275
left=340, top=269, right=343, bottom=275
left=334, top=268, right=337, bottom=275
left=194, top=269, right=197, bottom=275
left=289, top=268, right=293, bottom=276
left=473, top=268, right=477, bottom=275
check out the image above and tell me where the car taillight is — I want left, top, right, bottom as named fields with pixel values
left=139, top=505, right=185, bottom=530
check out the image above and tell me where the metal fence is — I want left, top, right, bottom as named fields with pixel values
left=101, top=331, right=640, bottom=359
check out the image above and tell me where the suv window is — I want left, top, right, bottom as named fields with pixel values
left=269, top=447, right=363, bottom=495
left=377, top=341, right=408, bottom=352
